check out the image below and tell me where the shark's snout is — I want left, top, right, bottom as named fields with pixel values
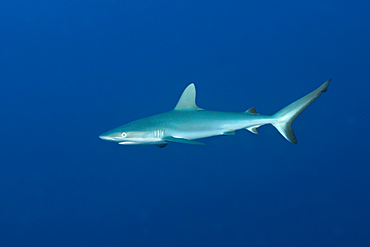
left=99, top=129, right=126, bottom=142
left=99, top=134, right=114, bottom=141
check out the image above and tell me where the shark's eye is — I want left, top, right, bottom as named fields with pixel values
left=121, top=132, right=127, bottom=138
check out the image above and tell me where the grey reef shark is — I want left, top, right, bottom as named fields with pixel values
left=100, top=79, right=331, bottom=148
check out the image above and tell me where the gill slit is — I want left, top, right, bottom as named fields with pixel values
left=153, top=129, right=165, bottom=138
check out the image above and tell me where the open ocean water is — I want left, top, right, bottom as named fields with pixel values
left=0, top=0, right=369, bottom=246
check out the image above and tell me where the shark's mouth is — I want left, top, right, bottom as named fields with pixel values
left=118, top=140, right=166, bottom=145
left=118, top=141, right=138, bottom=145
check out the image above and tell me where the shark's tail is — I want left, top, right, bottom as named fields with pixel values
left=271, top=79, right=331, bottom=144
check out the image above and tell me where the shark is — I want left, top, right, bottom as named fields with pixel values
left=99, top=79, right=331, bottom=148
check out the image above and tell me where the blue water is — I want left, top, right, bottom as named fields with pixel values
left=1, top=1, right=369, bottom=246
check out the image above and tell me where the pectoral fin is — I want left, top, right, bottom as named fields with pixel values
left=163, top=136, right=206, bottom=145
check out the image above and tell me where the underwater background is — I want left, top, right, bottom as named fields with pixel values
left=1, top=0, right=369, bottom=246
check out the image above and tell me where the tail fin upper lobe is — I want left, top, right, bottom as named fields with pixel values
left=272, top=79, right=331, bottom=144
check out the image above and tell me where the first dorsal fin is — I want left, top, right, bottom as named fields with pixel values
left=174, top=83, right=203, bottom=110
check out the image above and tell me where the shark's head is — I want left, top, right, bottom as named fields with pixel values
left=99, top=121, right=166, bottom=146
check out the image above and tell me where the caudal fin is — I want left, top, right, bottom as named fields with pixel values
left=272, top=79, right=331, bottom=144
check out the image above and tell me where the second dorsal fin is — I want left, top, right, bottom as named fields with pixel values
left=245, top=107, right=258, bottom=114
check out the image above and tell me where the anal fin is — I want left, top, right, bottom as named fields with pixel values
left=246, top=125, right=261, bottom=134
